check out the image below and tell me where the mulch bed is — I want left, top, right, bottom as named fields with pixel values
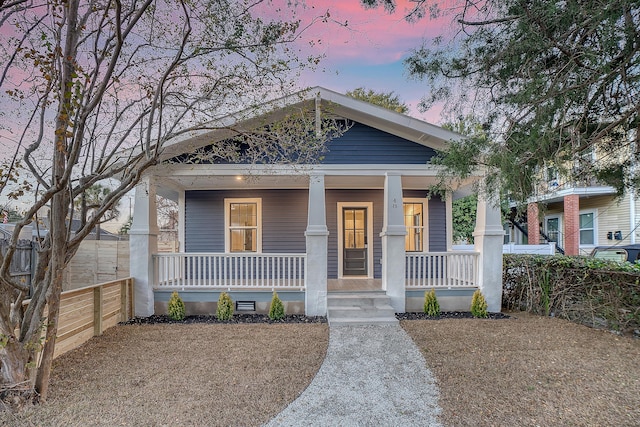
left=123, top=313, right=328, bottom=325
left=397, top=311, right=511, bottom=320
left=124, top=311, right=510, bottom=325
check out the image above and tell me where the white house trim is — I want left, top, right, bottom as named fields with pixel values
left=337, top=201, right=374, bottom=278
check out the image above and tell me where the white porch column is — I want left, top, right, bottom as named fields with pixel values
left=473, top=189, right=503, bottom=312
left=129, top=176, right=159, bottom=317
left=445, top=191, right=453, bottom=251
left=178, top=189, right=185, bottom=252
left=380, top=173, right=406, bottom=312
left=305, top=174, right=329, bottom=316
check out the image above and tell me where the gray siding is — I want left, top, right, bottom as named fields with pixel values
left=322, top=123, right=437, bottom=164
left=428, top=194, right=447, bottom=251
left=326, top=190, right=384, bottom=279
left=185, top=188, right=447, bottom=276
left=185, top=190, right=308, bottom=253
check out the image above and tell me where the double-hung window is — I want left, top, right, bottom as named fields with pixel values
left=579, top=211, right=596, bottom=246
left=403, top=199, right=428, bottom=252
left=225, top=198, right=262, bottom=253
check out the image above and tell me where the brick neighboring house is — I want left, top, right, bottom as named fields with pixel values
left=508, top=157, right=639, bottom=256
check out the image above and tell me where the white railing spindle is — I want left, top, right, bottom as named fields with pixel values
left=153, top=253, right=307, bottom=290
left=405, top=252, right=479, bottom=288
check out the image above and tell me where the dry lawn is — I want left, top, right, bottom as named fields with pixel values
left=1, top=323, right=329, bottom=427
left=2, top=313, right=640, bottom=426
left=402, top=311, right=640, bottom=427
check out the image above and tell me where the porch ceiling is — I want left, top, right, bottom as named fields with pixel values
left=154, top=164, right=477, bottom=199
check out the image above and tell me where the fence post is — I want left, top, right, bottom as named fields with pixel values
left=93, top=286, right=103, bottom=336
left=120, top=280, right=128, bottom=322
left=128, top=278, right=135, bottom=319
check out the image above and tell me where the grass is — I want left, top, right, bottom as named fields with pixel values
left=2, top=312, right=639, bottom=426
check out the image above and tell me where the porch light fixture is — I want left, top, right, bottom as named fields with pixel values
left=235, top=175, right=243, bottom=181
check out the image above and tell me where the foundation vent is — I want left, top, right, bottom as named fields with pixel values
left=236, top=301, right=256, bottom=312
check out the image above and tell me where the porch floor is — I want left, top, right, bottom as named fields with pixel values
left=328, top=278, right=382, bottom=292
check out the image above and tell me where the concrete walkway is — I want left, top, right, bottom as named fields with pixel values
left=264, top=324, right=442, bottom=427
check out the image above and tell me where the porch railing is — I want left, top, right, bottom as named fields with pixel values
left=406, top=251, right=479, bottom=288
left=153, top=253, right=306, bottom=290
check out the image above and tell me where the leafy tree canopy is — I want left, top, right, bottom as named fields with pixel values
left=362, top=0, right=640, bottom=203
left=345, top=87, right=409, bottom=113
left=452, top=194, right=477, bottom=244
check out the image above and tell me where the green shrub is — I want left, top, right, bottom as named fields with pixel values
left=268, top=292, right=285, bottom=320
left=503, top=254, right=640, bottom=333
left=470, top=290, right=488, bottom=318
left=167, top=291, right=185, bottom=321
left=423, top=289, right=440, bottom=317
left=216, top=292, right=234, bottom=321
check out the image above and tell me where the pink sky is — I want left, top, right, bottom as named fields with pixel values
left=276, top=0, right=456, bottom=122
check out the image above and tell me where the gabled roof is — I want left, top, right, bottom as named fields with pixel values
left=159, top=87, right=461, bottom=162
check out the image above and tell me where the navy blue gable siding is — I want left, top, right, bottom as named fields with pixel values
left=322, top=123, right=437, bottom=164
left=403, top=190, right=447, bottom=251
left=184, top=190, right=308, bottom=253
left=169, top=122, right=437, bottom=165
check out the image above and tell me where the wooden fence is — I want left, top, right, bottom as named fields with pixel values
left=24, top=277, right=134, bottom=359
left=64, top=241, right=130, bottom=291
left=0, top=238, right=35, bottom=287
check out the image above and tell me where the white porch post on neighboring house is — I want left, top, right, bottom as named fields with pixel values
left=380, top=173, right=406, bottom=312
left=129, top=176, right=159, bottom=317
left=305, top=174, right=329, bottom=316
left=473, top=189, right=503, bottom=312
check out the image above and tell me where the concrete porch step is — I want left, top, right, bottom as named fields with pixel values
left=327, top=292, right=398, bottom=326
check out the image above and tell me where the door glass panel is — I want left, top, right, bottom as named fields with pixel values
left=344, top=209, right=354, bottom=230
left=355, top=209, right=365, bottom=230
left=344, top=208, right=366, bottom=249
left=343, top=207, right=368, bottom=275
left=546, top=218, right=559, bottom=242
left=345, top=230, right=355, bottom=248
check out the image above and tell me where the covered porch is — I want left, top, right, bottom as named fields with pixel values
left=131, top=167, right=502, bottom=317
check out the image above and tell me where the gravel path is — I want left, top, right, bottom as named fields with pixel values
left=264, top=324, right=442, bottom=427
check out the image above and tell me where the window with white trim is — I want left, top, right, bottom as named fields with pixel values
left=403, top=199, right=428, bottom=252
left=579, top=210, right=596, bottom=246
left=225, top=198, right=262, bottom=252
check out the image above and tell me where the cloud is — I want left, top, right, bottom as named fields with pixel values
left=263, top=1, right=450, bottom=66
left=301, top=2, right=445, bottom=64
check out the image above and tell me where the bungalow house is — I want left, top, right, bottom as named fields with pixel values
left=129, top=87, right=503, bottom=320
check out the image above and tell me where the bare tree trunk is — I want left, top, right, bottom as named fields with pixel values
left=0, top=340, right=30, bottom=390
left=32, top=258, right=64, bottom=401
left=33, top=0, right=79, bottom=402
